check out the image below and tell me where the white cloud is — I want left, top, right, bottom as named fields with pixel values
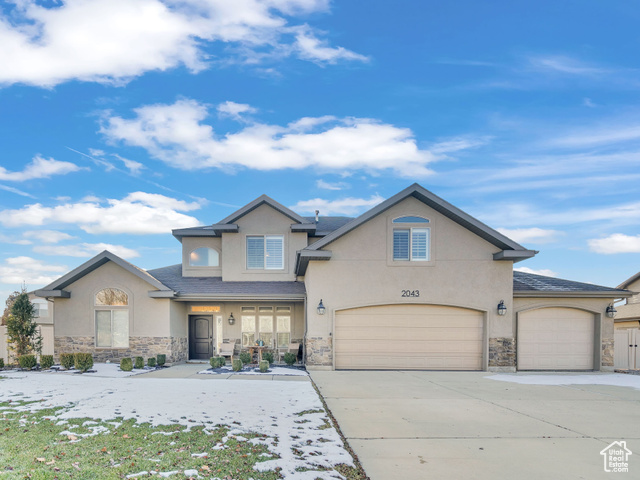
left=0, top=192, right=202, bottom=234
left=0, top=0, right=364, bottom=88
left=316, top=179, right=349, bottom=191
left=33, top=243, right=139, bottom=259
left=0, top=256, right=68, bottom=287
left=429, top=136, right=492, bottom=154
left=290, top=195, right=384, bottom=215
left=588, top=234, right=640, bottom=254
left=0, top=155, right=82, bottom=181
left=217, top=101, right=258, bottom=121
left=0, top=184, right=36, bottom=198
left=514, top=266, right=558, bottom=277
left=101, top=99, right=437, bottom=177
left=496, top=227, right=561, bottom=244
left=23, top=230, right=76, bottom=244
left=527, top=55, right=609, bottom=76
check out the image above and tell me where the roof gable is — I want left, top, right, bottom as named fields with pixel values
left=305, top=183, right=535, bottom=256
left=618, top=271, right=640, bottom=290
left=35, top=251, right=172, bottom=296
left=218, top=194, right=308, bottom=225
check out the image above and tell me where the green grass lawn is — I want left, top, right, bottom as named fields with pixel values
left=0, top=400, right=367, bottom=479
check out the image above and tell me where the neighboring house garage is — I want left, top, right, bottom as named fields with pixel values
left=517, top=307, right=595, bottom=370
left=334, top=305, right=484, bottom=371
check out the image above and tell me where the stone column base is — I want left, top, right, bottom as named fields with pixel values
left=305, top=337, right=332, bottom=367
left=489, top=337, right=516, bottom=368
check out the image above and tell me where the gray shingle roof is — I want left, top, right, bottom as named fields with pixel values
left=147, top=264, right=305, bottom=298
left=303, top=216, right=355, bottom=235
left=514, top=271, right=628, bottom=294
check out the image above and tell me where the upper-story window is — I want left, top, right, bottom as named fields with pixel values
left=392, top=216, right=430, bottom=261
left=95, top=288, right=129, bottom=348
left=32, top=299, right=49, bottom=318
left=189, top=247, right=219, bottom=267
left=247, top=235, right=284, bottom=270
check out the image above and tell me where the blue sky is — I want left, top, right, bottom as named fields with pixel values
left=1, top=0, right=639, bottom=302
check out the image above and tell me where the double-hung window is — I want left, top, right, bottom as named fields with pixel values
left=247, top=235, right=284, bottom=269
left=393, top=216, right=430, bottom=262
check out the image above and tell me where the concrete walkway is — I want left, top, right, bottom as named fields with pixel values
left=310, top=370, right=640, bottom=480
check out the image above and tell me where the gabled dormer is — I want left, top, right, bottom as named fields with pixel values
left=173, top=195, right=316, bottom=281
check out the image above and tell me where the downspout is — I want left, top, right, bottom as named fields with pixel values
left=303, top=294, right=307, bottom=366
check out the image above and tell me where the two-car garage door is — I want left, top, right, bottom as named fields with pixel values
left=335, top=305, right=484, bottom=370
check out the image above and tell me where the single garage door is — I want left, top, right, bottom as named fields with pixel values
left=518, top=308, right=595, bottom=370
left=334, top=304, right=484, bottom=370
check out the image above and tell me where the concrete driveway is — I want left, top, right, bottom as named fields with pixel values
left=310, top=371, right=640, bottom=480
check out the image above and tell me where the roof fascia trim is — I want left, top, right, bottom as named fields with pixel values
left=218, top=194, right=307, bottom=225
left=34, top=289, right=70, bottom=298
left=494, top=250, right=537, bottom=261
left=295, top=249, right=332, bottom=276
left=514, top=291, right=633, bottom=298
left=307, top=183, right=530, bottom=253
left=41, top=250, right=172, bottom=293
left=173, top=294, right=306, bottom=301
left=618, top=271, right=640, bottom=289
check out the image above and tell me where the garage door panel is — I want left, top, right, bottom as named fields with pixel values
left=518, top=308, right=594, bottom=371
left=335, top=305, right=484, bottom=371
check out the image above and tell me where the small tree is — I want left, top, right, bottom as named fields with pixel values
left=6, top=292, right=39, bottom=361
left=2, top=288, right=23, bottom=326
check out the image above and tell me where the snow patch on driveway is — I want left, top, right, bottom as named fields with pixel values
left=0, top=372, right=353, bottom=479
left=488, top=373, right=640, bottom=390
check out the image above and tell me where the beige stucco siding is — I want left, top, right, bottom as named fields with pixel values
left=169, top=300, right=188, bottom=338
left=221, top=204, right=308, bottom=281
left=181, top=236, right=222, bottom=277
left=53, top=261, right=171, bottom=338
left=305, top=197, right=513, bottom=342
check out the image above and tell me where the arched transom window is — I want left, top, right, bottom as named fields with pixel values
left=189, top=247, right=219, bottom=267
left=95, top=288, right=129, bottom=348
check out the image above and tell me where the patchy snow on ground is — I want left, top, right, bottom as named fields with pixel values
left=43, top=362, right=149, bottom=378
left=488, top=372, right=640, bottom=390
left=198, top=366, right=308, bottom=376
left=0, top=371, right=352, bottom=480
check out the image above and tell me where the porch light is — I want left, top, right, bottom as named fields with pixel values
left=317, top=299, right=326, bottom=315
left=606, top=305, right=617, bottom=318
left=497, top=300, right=507, bottom=316
left=228, top=313, right=235, bottom=325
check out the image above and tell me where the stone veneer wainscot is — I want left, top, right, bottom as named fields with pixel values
left=54, top=336, right=187, bottom=363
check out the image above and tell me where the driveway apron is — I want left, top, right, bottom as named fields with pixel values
left=310, top=371, right=640, bottom=480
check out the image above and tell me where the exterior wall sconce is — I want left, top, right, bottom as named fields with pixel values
left=317, top=299, right=326, bottom=315
left=497, top=300, right=507, bottom=316
left=228, top=313, right=235, bottom=325
left=606, top=305, right=617, bottom=318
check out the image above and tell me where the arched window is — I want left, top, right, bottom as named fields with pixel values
left=189, top=247, right=219, bottom=267
left=95, top=288, right=129, bottom=348
left=393, top=216, right=430, bottom=224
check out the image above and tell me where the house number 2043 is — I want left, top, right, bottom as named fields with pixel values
left=401, top=290, right=420, bottom=297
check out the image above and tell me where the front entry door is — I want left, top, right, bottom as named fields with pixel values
left=189, top=316, right=213, bottom=360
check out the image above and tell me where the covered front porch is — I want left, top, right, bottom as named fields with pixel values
left=183, top=301, right=305, bottom=364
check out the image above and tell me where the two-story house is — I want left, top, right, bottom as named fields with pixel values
left=30, top=184, right=630, bottom=371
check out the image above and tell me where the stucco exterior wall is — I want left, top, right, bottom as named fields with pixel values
left=513, top=296, right=615, bottom=371
left=221, top=204, right=309, bottom=281
left=304, top=197, right=514, bottom=369
left=624, top=278, right=640, bottom=305
left=52, top=261, right=171, bottom=338
left=169, top=300, right=188, bottom=338
left=181, top=236, right=222, bottom=277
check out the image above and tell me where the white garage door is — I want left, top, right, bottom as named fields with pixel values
left=518, top=308, right=594, bottom=370
left=335, top=305, right=484, bottom=370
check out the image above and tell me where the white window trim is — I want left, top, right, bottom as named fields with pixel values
left=393, top=227, right=430, bottom=261
left=246, top=235, right=284, bottom=270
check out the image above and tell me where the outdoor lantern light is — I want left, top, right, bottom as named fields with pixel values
left=497, top=300, right=507, bottom=316
left=317, top=299, right=326, bottom=315
left=606, top=305, right=617, bottom=318
left=228, top=313, right=235, bottom=325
